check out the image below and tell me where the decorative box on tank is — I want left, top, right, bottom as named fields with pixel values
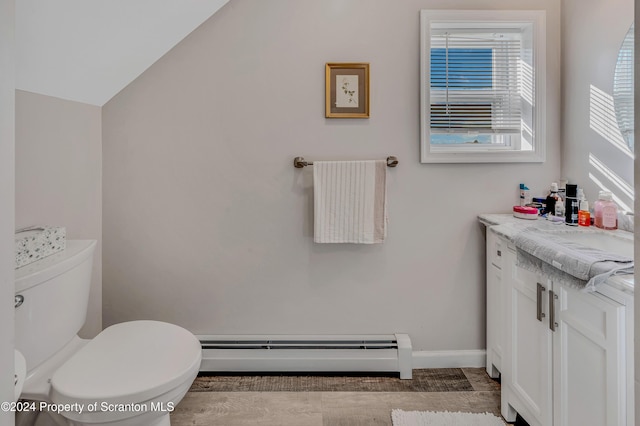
left=15, top=226, right=66, bottom=268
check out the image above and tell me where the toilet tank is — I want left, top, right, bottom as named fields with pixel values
left=15, top=240, right=96, bottom=371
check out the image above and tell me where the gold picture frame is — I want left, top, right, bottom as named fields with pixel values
left=325, top=63, right=370, bottom=118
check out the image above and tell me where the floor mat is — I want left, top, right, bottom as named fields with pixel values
left=391, top=410, right=506, bottom=426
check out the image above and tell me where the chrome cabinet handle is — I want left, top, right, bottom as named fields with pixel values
left=15, top=295, right=24, bottom=308
left=549, top=290, right=558, bottom=332
left=536, top=283, right=546, bottom=322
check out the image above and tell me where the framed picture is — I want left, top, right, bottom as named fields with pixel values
left=325, top=63, right=370, bottom=118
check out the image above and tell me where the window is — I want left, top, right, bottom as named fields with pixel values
left=420, top=10, right=546, bottom=163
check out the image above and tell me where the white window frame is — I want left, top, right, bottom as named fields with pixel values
left=420, top=10, right=546, bottom=163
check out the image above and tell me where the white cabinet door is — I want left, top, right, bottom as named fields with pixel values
left=504, top=247, right=553, bottom=426
left=552, top=284, right=626, bottom=426
left=486, top=229, right=504, bottom=378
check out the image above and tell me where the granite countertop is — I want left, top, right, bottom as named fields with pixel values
left=478, top=213, right=634, bottom=294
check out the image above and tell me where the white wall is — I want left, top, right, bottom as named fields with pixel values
left=634, top=0, right=639, bottom=420
left=0, top=0, right=15, bottom=421
left=16, top=0, right=230, bottom=106
left=561, top=0, right=635, bottom=418
left=561, top=0, right=634, bottom=211
left=15, top=90, right=103, bottom=338
left=103, top=0, right=561, bottom=352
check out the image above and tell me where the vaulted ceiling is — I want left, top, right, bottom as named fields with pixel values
left=16, top=0, right=230, bottom=106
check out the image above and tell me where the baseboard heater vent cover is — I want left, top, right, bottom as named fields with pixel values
left=197, top=333, right=412, bottom=379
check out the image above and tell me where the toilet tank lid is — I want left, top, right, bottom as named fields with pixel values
left=50, top=320, right=201, bottom=407
left=15, top=240, right=96, bottom=293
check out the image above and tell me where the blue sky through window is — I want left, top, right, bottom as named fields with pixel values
left=431, top=47, right=494, bottom=144
left=431, top=48, right=493, bottom=89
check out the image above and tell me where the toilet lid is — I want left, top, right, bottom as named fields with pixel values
left=50, top=320, right=201, bottom=406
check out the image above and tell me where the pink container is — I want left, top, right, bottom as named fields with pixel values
left=594, top=191, right=617, bottom=230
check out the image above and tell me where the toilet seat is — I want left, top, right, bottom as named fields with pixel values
left=50, top=320, right=201, bottom=409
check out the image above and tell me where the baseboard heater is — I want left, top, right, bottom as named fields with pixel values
left=197, top=333, right=413, bottom=379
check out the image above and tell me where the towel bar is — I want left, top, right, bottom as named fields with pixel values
left=294, top=156, right=398, bottom=168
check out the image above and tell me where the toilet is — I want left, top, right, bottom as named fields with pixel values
left=15, top=240, right=201, bottom=426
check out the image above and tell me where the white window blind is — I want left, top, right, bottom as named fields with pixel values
left=430, top=29, right=523, bottom=144
left=420, top=10, right=546, bottom=163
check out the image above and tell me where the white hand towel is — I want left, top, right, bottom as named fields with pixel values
left=313, top=160, right=387, bottom=244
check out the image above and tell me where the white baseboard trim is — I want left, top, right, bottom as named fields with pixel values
left=412, top=350, right=486, bottom=369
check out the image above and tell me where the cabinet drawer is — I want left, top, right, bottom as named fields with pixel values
left=487, top=229, right=504, bottom=269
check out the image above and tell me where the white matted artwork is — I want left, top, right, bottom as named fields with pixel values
left=325, top=63, right=370, bottom=118
left=336, top=75, right=359, bottom=108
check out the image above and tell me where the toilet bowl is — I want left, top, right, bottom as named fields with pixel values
left=50, top=320, right=200, bottom=425
left=15, top=240, right=201, bottom=425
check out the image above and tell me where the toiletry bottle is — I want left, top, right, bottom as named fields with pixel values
left=594, top=191, right=618, bottom=230
left=593, top=193, right=603, bottom=226
left=556, top=181, right=566, bottom=217
left=558, top=180, right=567, bottom=204
left=564, top=184, right=579, bottom=226
left=578, top=200, right=590, bottom=227
left=519, top=184, right=530, bottom=207
left=545, top=183, right=558, bottom=215
left=555, top=194, right=565, bottom=217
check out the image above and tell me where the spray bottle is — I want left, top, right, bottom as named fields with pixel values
left=519, top=184, right=531, bottom=207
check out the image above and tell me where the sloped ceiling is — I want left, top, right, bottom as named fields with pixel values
left=16, top=0, right=230, bottom=106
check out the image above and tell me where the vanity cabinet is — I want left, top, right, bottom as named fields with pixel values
left=503, top=247, right=553, bottom=426
left=486, top=230, right=633, bottom=426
